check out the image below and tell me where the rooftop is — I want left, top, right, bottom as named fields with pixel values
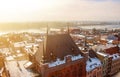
left=96, top=51, right=108, bottom=57
left=35, top=34, right=83, bottom=63
left=110, top=53, right=120, bottom=60
left=86, top=57, right=101, bottom=72
left=48, top=54, right=83, bottom=68
left=92, top=44, right=116, bottom=52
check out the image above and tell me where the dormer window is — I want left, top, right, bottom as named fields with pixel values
left=115, top=55, right=117, bottom=58
left=89, top=58, right=92, bottom=62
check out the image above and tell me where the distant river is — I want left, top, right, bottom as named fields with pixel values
left=80, top=25, right=120, bottom=30
left=0, top=25, right=120, bottom=35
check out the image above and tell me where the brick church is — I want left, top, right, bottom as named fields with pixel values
left=29, top=27, right=86, bottom=77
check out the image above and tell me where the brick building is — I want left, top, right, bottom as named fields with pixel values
left=93, top=44, right=120, bottom=77
left=86, top=57, right=102, bottom=77
left=109, top=53, right=120, bottom=75
left=104, top=46, right=120, bottom=76
left=29, top=33, right=86, bottom=77
left=96, top=51, right=109, bottom=77
left=85, top=49, right=102, bottom=77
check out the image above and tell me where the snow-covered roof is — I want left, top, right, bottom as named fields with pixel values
left=71, top=34, right=85, bottom=38
left=25, top=43, right=39, bottom=49
left=48, top=58, right=65, bottom=68
left=35, top=39, right=43, bottom=42
left=107, top=40, right=113, bottom=44
left=71, top=54, right=83, bottom=61
left=105, top=44, right=116, bottom=48
left=97, top=52, right=108, bottom=57
left=86, top=57, right=101, bottom=72
left=25, top=45, right=32, bottom=48
left=0, top=48, right=9, bottom=53
left=110, top=53, right=120, bottom=60
left=107, top=35, right=117, bottom=40
left=87, top=36, right=94, bottom=40
left=101, top=35, right=107, bottom=40
left=14, top=42, right=25, bottom=47
left=94, top=44, right=116, bottom=52
left=6, top=56, right=14, bottom=61
left=24, top=61, right=33, bottom=68
left=78, top=47, right=84, bottom=50
left=48, top=54, right=83, bottom=68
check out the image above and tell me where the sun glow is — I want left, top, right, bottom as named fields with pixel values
left=0, top=0, right=60, bottom=22
left=0, top=0, right=120, bottom=22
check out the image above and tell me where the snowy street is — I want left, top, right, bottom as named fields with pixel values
left=6, top=60, right=39, bottom=77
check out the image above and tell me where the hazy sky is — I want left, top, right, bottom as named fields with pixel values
left=0, top=0, right=120, bottom=22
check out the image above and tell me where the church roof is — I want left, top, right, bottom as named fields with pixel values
left=35, top=34, right=83, bottom=63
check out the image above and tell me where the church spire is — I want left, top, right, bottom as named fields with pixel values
left=67, top=22, right=70, bottom=34
left=46, top=24, right=49, bottom=36
left=42, top=24, right=49, bottom=63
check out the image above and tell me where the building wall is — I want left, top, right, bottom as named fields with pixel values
left=96, top=54, right=108, bottom=77
left=86, top=66, right=102, bottom=77
left=102, top=58, right=108, bottom=77
left=107, top=57, right=112, bottom=76
left=41, top=58, right=86, bottom=77
left=105, top=46, right=119, bottom=55
left=110, top=58, right=120, bottom=75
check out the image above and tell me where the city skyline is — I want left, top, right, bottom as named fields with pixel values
left=0, top=0, right=120, bottom=22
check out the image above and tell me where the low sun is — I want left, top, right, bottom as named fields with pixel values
left=0, top=0, right=58, bottom=22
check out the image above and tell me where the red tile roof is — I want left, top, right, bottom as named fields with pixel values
left=104, top=46, right=119, bottom=55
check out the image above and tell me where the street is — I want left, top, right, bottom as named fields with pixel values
left=6, top=60, right=38, bottom=77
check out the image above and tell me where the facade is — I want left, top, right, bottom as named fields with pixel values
left=86, top=57, right=102, bottom=77
left=84, top=49, right=103, bottom=77
left=104, top=46, right=120, bottom=76
left=29, top=34, right=86, bottom=77
left=41, top=55, right=86, bottom=77
left=109, top=53, right=120, bottom=75
left=96, top=52, right=109, bottom=77
left=94, top=44, right=120, bottom=77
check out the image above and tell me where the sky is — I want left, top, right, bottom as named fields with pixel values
left=0, top=0, right=120, bottom=22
